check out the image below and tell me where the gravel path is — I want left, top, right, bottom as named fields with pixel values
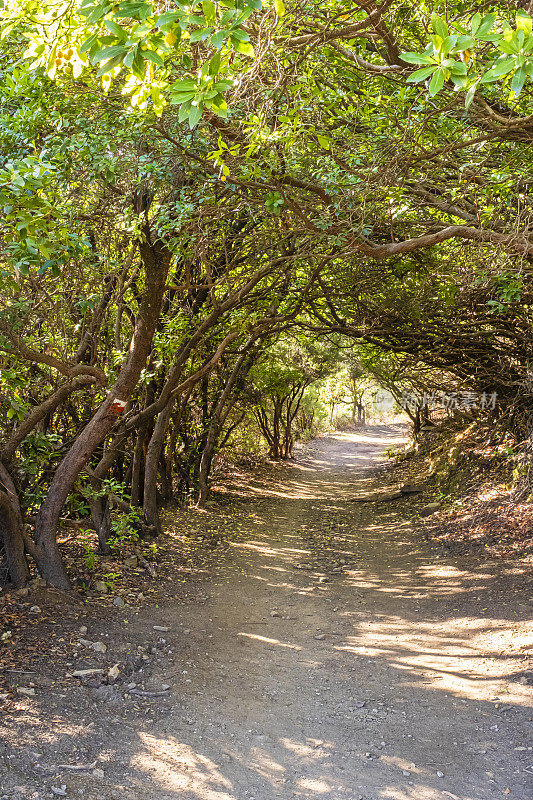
left=2, top=426, right=532, bottom=800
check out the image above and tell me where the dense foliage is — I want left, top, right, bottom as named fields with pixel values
left=0, top=0, right=531, bottom=589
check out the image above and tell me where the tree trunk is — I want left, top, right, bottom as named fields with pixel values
left=165, top=419, right=178, bottom=499
left=143, top=404, right=172, bottom=535
left=32, top=237, right=171, bottom=589
left=89, top=496, right=112, bottom=556
left=0, top=464, right=29, bottom=587
left=131, top=423, right=148, bottom=506
left=197, top=348, right=251, bottom=506
left=158, top=451, right=172, bottom=503
left=271, top=400, right=282, bottom=459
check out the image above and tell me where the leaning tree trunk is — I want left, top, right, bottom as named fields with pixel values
left=32, top=236, right=171, bottom=589
left=0, top=378, right=98, bottom=587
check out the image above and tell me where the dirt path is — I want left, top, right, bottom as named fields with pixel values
left=2, top=426, right=532, bottom=800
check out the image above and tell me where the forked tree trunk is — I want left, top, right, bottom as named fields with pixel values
left=32, top=238, right=171, bottom=589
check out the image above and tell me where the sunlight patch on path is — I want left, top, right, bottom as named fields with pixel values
left=134, top=733, right=235, bottom=798
left=335, top=615, right=532, bottom=704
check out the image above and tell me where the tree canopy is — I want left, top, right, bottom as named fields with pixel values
left=0, top=0, right=532, bottom=589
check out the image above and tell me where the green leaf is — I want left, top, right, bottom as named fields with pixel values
left=211, top=30, right=227, bottom=49
left=233, top=40, right=255, bottom=57
left=465, top=80, right=479, bottom=109
left=428, top=68, right=445, bottom=96
left=170, top=91, right=197, bottom=104
left=171, top=79, right=197, bottom=91
left=401, top=51, right=435, bottom=65
left=178, top=99, right=193, bottom=123
left=230, top=29, right=250, bottom=42
left=471, top=12, right=482, bottom=36
left=38, top=259, right=54, bottom=274
left=450, top=74, right=467, bottom=89
left=84, top=6, right=107, bottom=24
left=440, top=35, right=458, bottom=55
left=475, top=14, right=496, bottom=40
left=190, top=29, right=209, bottom=43
left=202, top=0, right=216, bottom=26
left=131, top=49, right=145, bottom=78
left=78, top=2, right=97, bottom=17
left=155, top=11, right=183, bottom=27
left=431, top=14, right=448, bottom=40
left=516, top=11, right=532, bottom=35
left=510, top=66, right=526, bottom=95
left=274, top=0, right=285, bottom=16
left=96, top=52, right=126, bottom=76
left=123, top=48, right=136, bottom=68
left=115, top=2, right=152, bottom=21
left=189, top=103, right=203, bottom=129
left=480, top=58, right=516, bottom=83
left=142, top=50, right=164, bottom=66
left=104, top=20, right=127, bottom=40
left=80, top=34, right=99, bottom=54
left=317, top=134, right=330, bottom=150
left=209, top=52, right=221, bottom=75
left=406, top=65, right=437, bottom=83
left=454, top=35, right=475, bottom=51
left=449, top=60, right=467, bottom=76
left=92, top=45, right=128, bottom=64
left=500, top=38, right=520, bottom=56
left=211, top=96, right=228, bottom=117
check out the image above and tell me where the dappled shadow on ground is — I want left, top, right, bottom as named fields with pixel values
left=1, top=427, right=531, bottom=800
left=222, top=426, right=407, bottom=501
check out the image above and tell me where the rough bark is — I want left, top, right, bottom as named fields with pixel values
left=131, top=424, right=149, bottom=507
left=32, top=235, right=171, bottom=589
left=141, top=330, right=242, bottom=530
left=142, top=404, right=172, bottom=535
left=197, top=347, right=252, bottom=506
left=0, top=464, right=30, bottom=587
left=89, top=496, right=112, bottom=556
